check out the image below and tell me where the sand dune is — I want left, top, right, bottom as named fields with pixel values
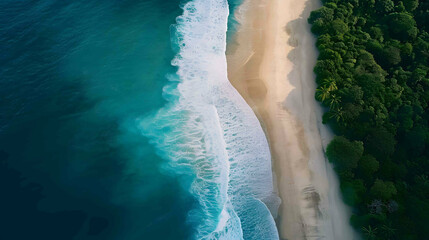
left=226, top=0, right=356, bottom=239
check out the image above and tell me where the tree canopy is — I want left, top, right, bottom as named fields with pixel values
left=309, top=0, right=429, bottom=238
left=327, top=136, right=364, bottom=170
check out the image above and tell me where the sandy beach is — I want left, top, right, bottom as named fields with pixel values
left=226, top=0, right=355, bottom=239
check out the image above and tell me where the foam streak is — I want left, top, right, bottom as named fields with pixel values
left=140, top=0, right=280, bottom=239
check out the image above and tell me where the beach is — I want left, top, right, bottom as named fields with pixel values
left=226, top=0, right=354, bottom=239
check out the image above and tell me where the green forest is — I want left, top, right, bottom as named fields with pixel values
left=308, top=0, right=429, bottom=239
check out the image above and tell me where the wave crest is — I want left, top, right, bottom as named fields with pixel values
left=140, top=0, right=280, bottom=239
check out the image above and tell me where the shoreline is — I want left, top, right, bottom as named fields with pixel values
left=226, top=0, right=354, bottom=239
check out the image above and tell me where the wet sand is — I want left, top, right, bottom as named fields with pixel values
left=226, top=0, right=355, bottom=239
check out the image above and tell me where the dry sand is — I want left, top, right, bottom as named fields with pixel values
left=226, top=0, right=356, bottom=239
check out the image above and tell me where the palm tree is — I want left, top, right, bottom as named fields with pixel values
left=316, top=86, right=330, bottom=102
left=328, top=81, right=338, bottom=91
left=362, top=225, right=378, bottom=240
left=381, top=222, right=396, bottom=239
left=330, top=107, right=344, bottom=122
left=329, top=94, right=341, bottom=108
left=322, top=78, right=338, bottom=91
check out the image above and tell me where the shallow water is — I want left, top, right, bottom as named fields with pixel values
left=141, top=0, right=279, bottom=239
left=0, top=0, right=278, bottom=239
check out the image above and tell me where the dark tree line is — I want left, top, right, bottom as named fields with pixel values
left=309, top=0, right=429, bottom=239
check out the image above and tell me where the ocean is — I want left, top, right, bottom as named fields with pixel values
left=0, top=0, right=278, bottom=239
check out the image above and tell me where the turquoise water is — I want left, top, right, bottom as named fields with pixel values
left=0, top=0, right=278, bottom=239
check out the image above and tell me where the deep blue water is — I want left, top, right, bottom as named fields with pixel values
left=1, top=1, right=191, bottom=239
left=0, top=0, right=278, bottom=239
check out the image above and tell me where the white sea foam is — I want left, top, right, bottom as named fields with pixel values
left=140, top=0, right=280, bottom=239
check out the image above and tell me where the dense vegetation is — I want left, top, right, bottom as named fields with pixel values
left=308, top=0, right=429, bottom=239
